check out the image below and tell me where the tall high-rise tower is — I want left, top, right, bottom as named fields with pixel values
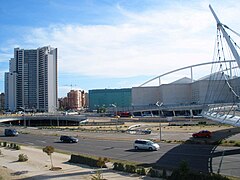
left=5, top=46, right=58, bottom=112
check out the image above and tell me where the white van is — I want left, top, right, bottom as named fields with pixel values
left=134, top=139, right=160, bottom=151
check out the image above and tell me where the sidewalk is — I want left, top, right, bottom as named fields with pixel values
left=0, top=146, right=160, bottom=180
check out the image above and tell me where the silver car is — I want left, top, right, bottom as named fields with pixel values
left=134, top=139, right=160, bottom=151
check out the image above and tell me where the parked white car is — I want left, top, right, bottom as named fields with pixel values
left=134, top=139, right=160, bottom=151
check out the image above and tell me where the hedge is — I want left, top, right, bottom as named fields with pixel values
left=69, top=154, right=107, bottom=168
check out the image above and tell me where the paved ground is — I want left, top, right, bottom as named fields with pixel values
left=0, top=145, right=161, bottom=180
left=0, top=121, right=239, bottom=179
left=2, top=123, right=239, bottom=142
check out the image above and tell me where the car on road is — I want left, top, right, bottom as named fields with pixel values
left=4, top=129, right=18, bottom=136
left=192, top=130, right=212, bottom=138
left=134, top=139, right=160, bottom=151
left=60, top=135, right=78, bottom=143
left=142, top=129, right=152, bottom=134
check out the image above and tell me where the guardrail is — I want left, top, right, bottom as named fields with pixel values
left=0, top=115, right=87, bottom=124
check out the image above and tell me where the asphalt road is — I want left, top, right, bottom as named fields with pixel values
left=0, top=133, right=239, bottom=178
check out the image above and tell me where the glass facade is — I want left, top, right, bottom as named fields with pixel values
left=89, top=88, right=132, bottom=110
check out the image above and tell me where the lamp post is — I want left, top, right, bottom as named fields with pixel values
left=111, top=104, right=117, bottom=116
left=159, top=122, right=162, bottom=141
left=156, top=101, right=163, bottom=117
left=111, top=104, right=118, bottom=131
left=20, top=106, right=26, bottom=127
left=156, top=101, right=163, bottom=141
left=52, top=105, right=59, bottom=127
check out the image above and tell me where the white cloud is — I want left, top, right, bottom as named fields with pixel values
left=22, top=2, right=240, bottom=81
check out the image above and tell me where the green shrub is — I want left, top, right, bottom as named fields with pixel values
left=18, top=154, right=28, bottom=162
left=136, top=167, right=146, bottom=175
left=147, top=168, right=160, bottom=178
left=13, top=144, right=17, bottom=149
left=216, top=140, right=223, bottom=145
left=169, top=160, right=229, bottom=180
left=113, top=162, right=125, bottom=171
left=162, top=169, right=167, bottom=178
left=118, top=163, right=124, bottom=171
left=198, top=121, right=206, bottom=125
left=210, top=174, right=229, bottom=180
left=15, top=145, right=21, bottom=150
left=234, top=142, right=240, bottom=147
left=69, top=154, right=107, bottom=168
left=10, top=143, right=15, bottom=148
left=169, top=171, right=229, bottom=180
left=3, top=142, right=7, bottom=147
left=125, top=164, right=136, bottom=173
left=113, top=162, right=118, bottom=170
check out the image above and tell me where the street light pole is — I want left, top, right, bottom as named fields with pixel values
left=111, top=104, right=117, bottom=116
left=156, top=101, right=163, bottom=141
left=159, top=122, right=162, bottom=141
left=20, top=106, right=26, bottom=127
left=54, top=106, right=59, bottom=127
left=111, top=104, right=118, bottom=131
left=24, top=115, right=26, bottom=127
left=52, top=105, right=59, bottom=126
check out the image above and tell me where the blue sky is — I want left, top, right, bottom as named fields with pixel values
left=0, top=0, right=239, bottom=97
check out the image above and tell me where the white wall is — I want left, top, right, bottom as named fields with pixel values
left=47, top=48, right=58, bottom=112
left=159, top=84, right=192, bottom=105
left=5, top=72, right=17, bottom=111
left=132, top=86, right=160, bottom=106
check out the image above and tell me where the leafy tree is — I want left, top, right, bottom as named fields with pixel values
left=43, top=146, right=55, bottom=169
left=91, top=157, right=109, bottom=180
left=97, top=157, right=109, bottom=168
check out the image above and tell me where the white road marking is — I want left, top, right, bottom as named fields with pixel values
left=36, top=140, right=46, bottom=143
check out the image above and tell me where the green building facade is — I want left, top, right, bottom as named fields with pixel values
left=89, top=88, right=132, bottom=111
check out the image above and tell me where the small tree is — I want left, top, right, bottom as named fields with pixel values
left=43, top=146, right=55, bottom=170
left=97, top=157, right=109, bottom=168
left=91, top=171, right=106, bottom=180
left=91, top=157, right=109, bottom=180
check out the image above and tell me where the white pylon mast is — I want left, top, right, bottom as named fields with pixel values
left=209, top=4, right=240, bottom=68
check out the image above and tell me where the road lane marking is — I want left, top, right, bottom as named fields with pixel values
left=36, top=140, right=46, bottom=143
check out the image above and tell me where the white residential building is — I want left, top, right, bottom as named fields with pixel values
left=5, top=46, right=58, bottom=112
